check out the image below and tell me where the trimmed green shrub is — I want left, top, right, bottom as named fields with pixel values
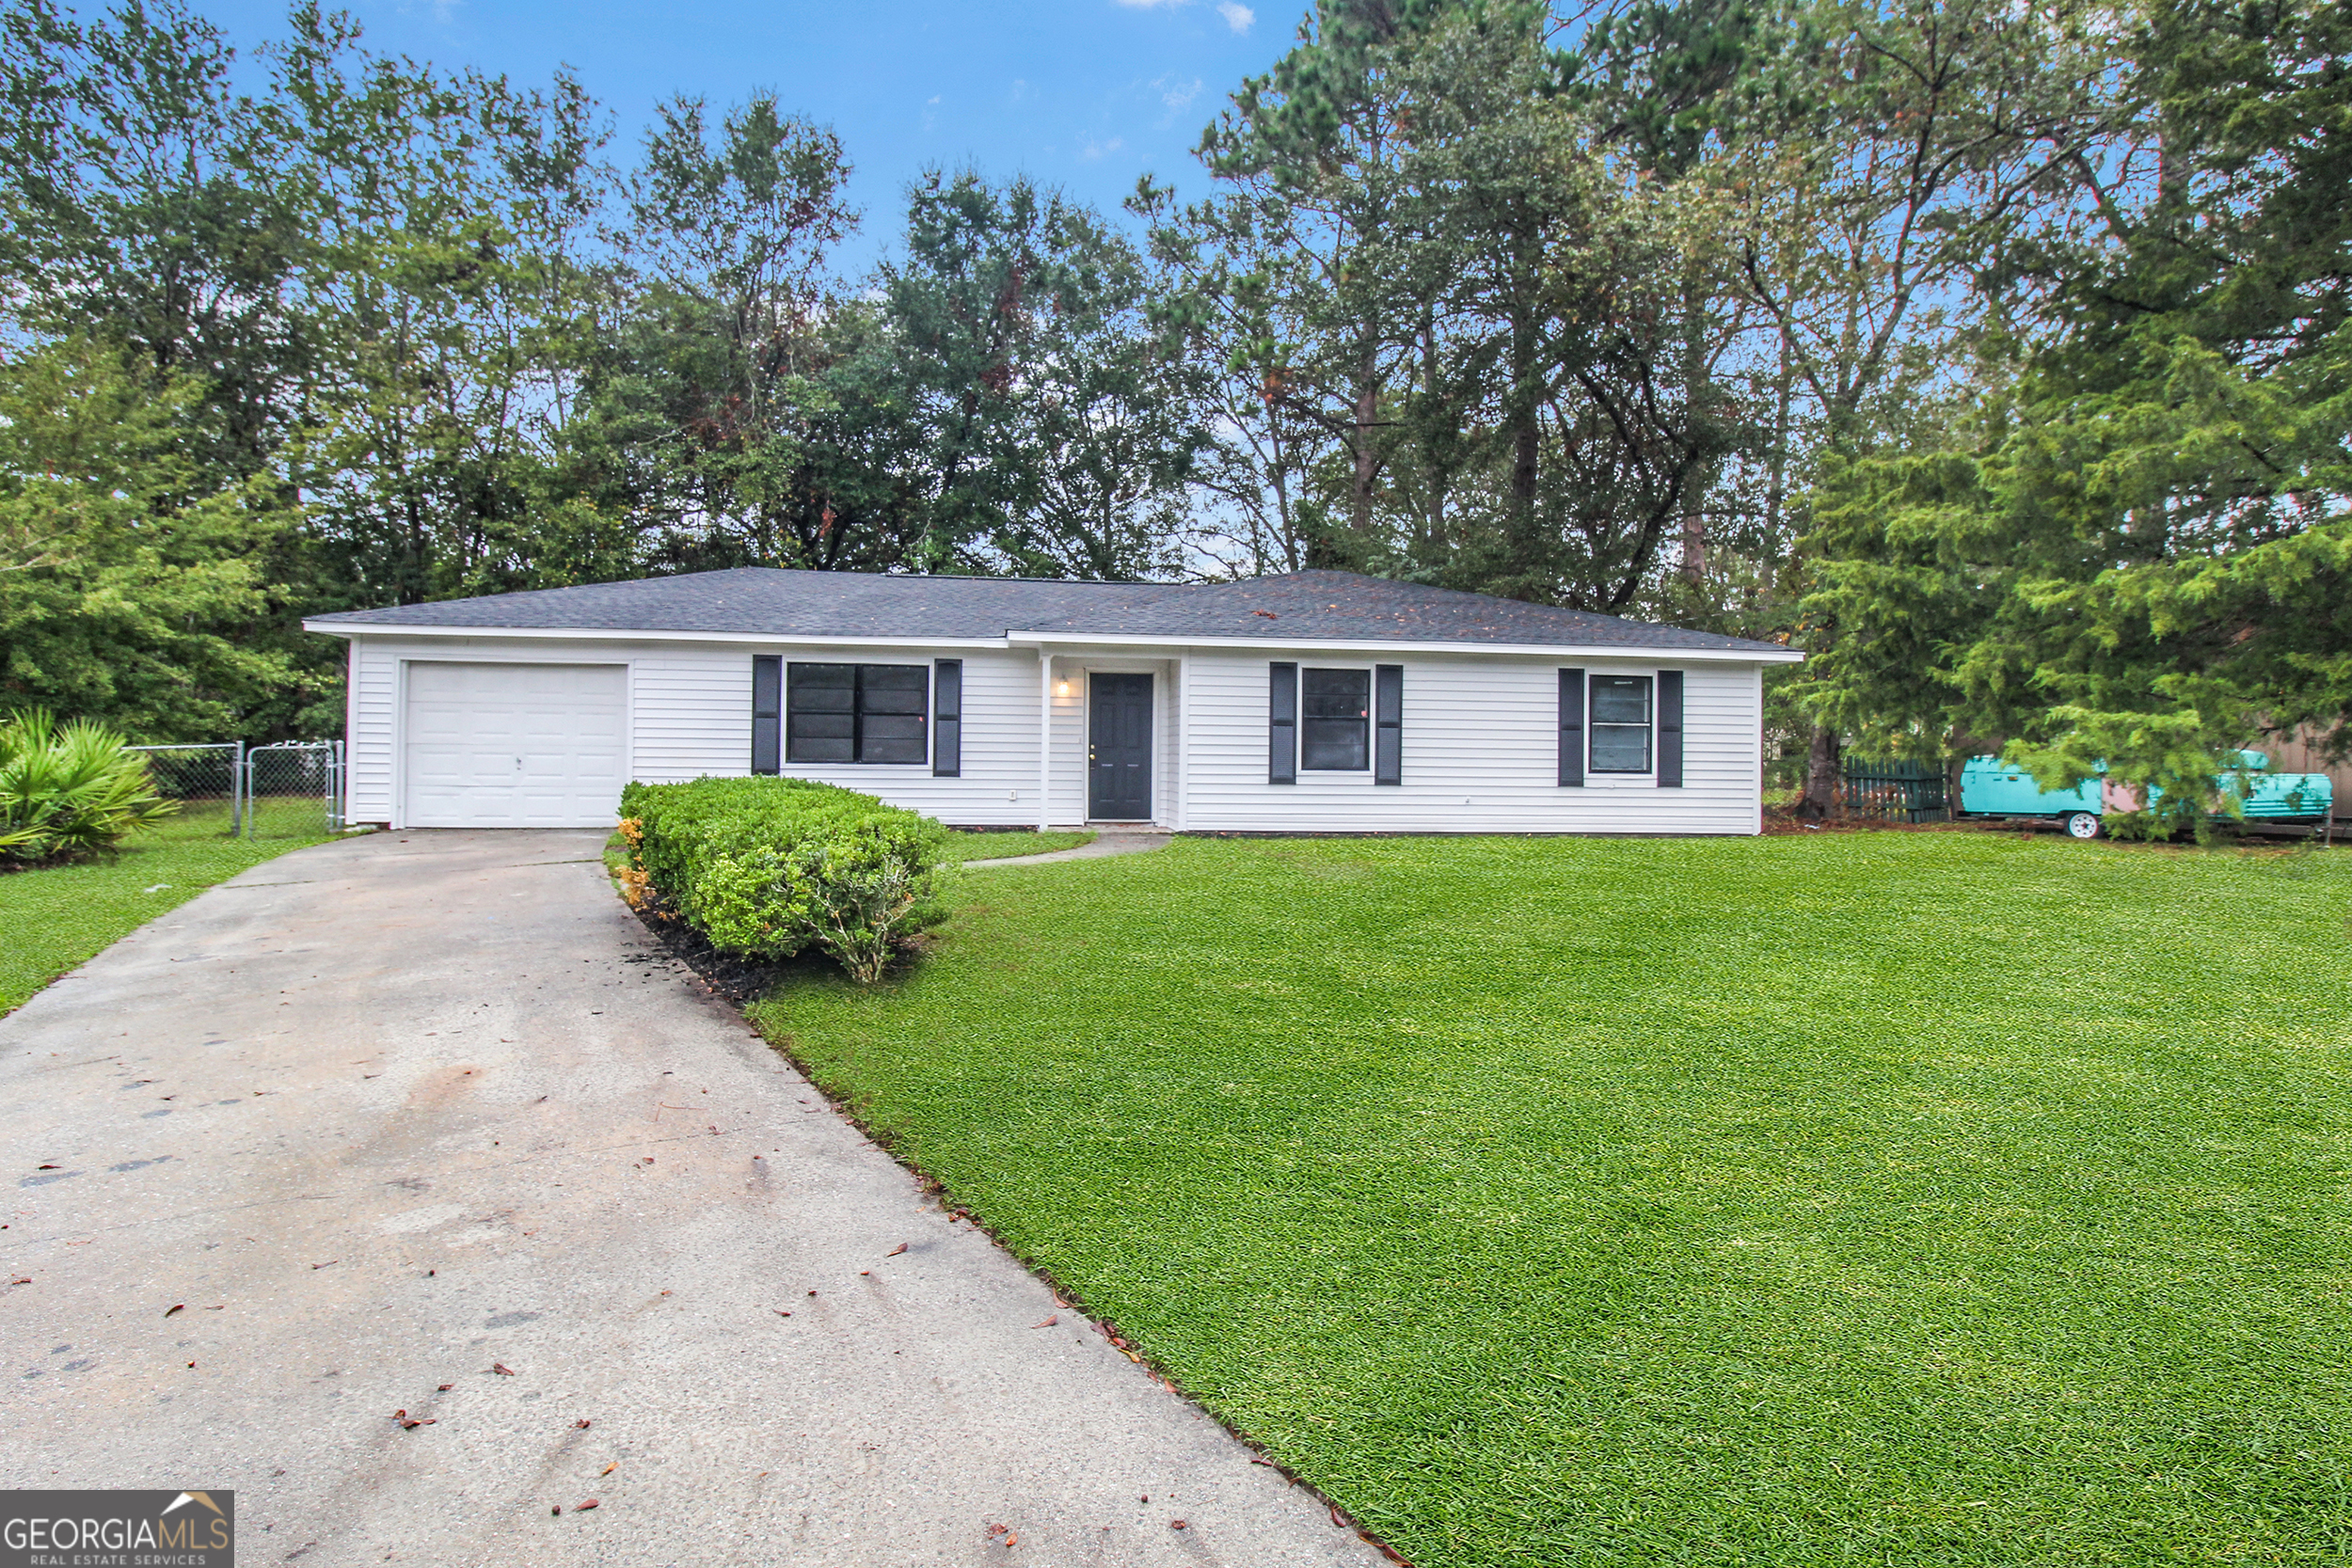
left=619, top=776, right=951, bottom=983
left=0, top=708, right=176, bottom=864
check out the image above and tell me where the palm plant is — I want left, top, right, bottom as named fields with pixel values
left=0, top=709, right=178, bottom=863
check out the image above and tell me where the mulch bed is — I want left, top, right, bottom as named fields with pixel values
left=619, top=889, right=810, bottom=1005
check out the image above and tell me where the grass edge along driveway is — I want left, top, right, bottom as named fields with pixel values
left=751, top=832, right=2352, bottom=1568
left=0, top=816, right=335, bottom=1014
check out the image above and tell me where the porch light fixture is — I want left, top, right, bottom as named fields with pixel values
left=1056, top=678, right=1072, bottom=697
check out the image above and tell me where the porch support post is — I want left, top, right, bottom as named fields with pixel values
left=1171, top=655, right=1187, bottom=833
left=1038, top=649, right=1053, bottom=832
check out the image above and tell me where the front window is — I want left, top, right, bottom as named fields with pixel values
left=787, top=662, right=930, bottom=765
left=1589, top=674, right=1652, bottom=773
left=1301, top=668, right=1371, bottom=770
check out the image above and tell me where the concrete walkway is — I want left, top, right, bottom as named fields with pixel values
left=0, top=832, right=1382, bottom=1568
left=963, top=831, right=1171, bottom=869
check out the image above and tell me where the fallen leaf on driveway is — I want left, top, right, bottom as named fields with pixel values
left=574, top=1498, right=598, bottom=1511
left=774, top=1309, right=791, bottom=1318
left=1031, top=1315, right=1057, bottom=1329
left=438, top=1384, right=453, bottom=1391
left=884, top=1243, right=907, bottom=1258
left=600, top=1463, right=617, bottom=1477
left=310, top=1259, right=338, bottom=1270
left=490, top=1363, right=516, bottom=1376
left=1171, top=1520, right=1188, bottom=1530
left=164, top=1304, right=184, bottom=1317
left=8, top=1277, right=30, bottom=1287
left=574, top=1418, right=591, bottom=1430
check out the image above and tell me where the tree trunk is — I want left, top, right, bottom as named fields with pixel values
left=1507, top=286, right=1539, bottom=585
left=1679, top=274, right=1707, bottom=586
left=1799, top=724, right=1842, bottom=819
left=1350, top=345, right=1379, bottom=541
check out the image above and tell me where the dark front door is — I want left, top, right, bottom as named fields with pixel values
left=1088, top=673, right=1153, bottom=820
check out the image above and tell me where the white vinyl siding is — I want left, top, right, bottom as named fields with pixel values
left=341, top=637, right=1045, bottom=829
left=1177, top=650, right=1761, bottom=835
left=333, top=635, right=1765, bottom=834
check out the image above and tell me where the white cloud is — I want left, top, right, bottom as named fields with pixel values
left=1158, top=75, right=1202, bottom=111
left=1216, top=1, right=1254, bottom=30
left=1081, top=136, right=1127, bottom=161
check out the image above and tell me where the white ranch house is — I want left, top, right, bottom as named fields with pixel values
left=304, top=568, right=1802, bottom=835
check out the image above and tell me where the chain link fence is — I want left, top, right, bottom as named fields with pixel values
left=126, top=740, right=344, bottom=839
left=126, top=742, right=246, bottom=836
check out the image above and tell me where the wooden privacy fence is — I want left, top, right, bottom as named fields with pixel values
left=1840, top=758, right=1949, bottom=823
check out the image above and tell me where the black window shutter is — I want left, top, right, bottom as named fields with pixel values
left=1558, top=668, right=1584, bottom=786
left=1269, top=662, right=1297, bottom=784
left=1658, top=669, right=1685, bottom=787
left=1374, top=664, right=1403, bottom=784
left=751, top=656, right=781, bottom=775
left=931, top=659, right=962, bottom=777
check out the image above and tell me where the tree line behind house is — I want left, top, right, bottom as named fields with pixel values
left=1, top=0, right=2343, bottom=831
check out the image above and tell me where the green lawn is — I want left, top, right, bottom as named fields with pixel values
left=940, top=828, right=1094, bottom=864
left=0, top=807, right=335, bottom=1013
left=754, top=832, right=2352, bottom=1566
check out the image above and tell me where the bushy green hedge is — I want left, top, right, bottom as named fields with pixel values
left=618, top=776, right=952, bottom=983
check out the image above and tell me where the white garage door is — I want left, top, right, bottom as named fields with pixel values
left=403, top=662, right=628, bottom=828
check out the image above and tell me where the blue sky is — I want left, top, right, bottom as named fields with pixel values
left=198, top=0, right=1302, bottom=269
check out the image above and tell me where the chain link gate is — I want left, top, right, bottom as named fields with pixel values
left=123, top=740, right=344, bottom=839
left=243, top=740, right=345, bottom=838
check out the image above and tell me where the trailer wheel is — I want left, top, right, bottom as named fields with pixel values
left=2062, top=811, right=2103, bottom=840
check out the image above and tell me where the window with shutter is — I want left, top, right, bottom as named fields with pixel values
left=931, top=659, right=962, bottom=777
left=787, top=662, right=929, bottom=765
left=1589, top=674, right=1653, bottom=773
left=1657, top=670, right=1684, bottom=787
left=1558, top=668, right=1584, bottom=786
left=1269, top=662, right=1296, bottom=784
left=752, top=656, right=782, bottom=775
left=1374, top=665, right=1402, bottom=784
left=1301, top=668, right=1372, bottom=770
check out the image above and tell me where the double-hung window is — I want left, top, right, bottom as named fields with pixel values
left=1588, top=674, right=1653, bottom=773
left=787, top=662, right=930, bottom=765
left=1301, top=668, right=1371, bottom=771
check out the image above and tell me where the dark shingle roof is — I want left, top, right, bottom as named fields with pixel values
left=307, top=567, right=1789, bottom=654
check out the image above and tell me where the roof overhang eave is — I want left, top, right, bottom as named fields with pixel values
left=1006, top=630, right=1804, bottom=664
left=299, top=620, right=1020, bottom=650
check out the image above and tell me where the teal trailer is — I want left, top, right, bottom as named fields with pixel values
left=1958, top=757, right=2106, bottom=838
left=1957, top=752, right=2333, bottom=839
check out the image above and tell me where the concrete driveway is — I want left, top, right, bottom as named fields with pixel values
left=0, top=831, right=1385, bottom=1568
